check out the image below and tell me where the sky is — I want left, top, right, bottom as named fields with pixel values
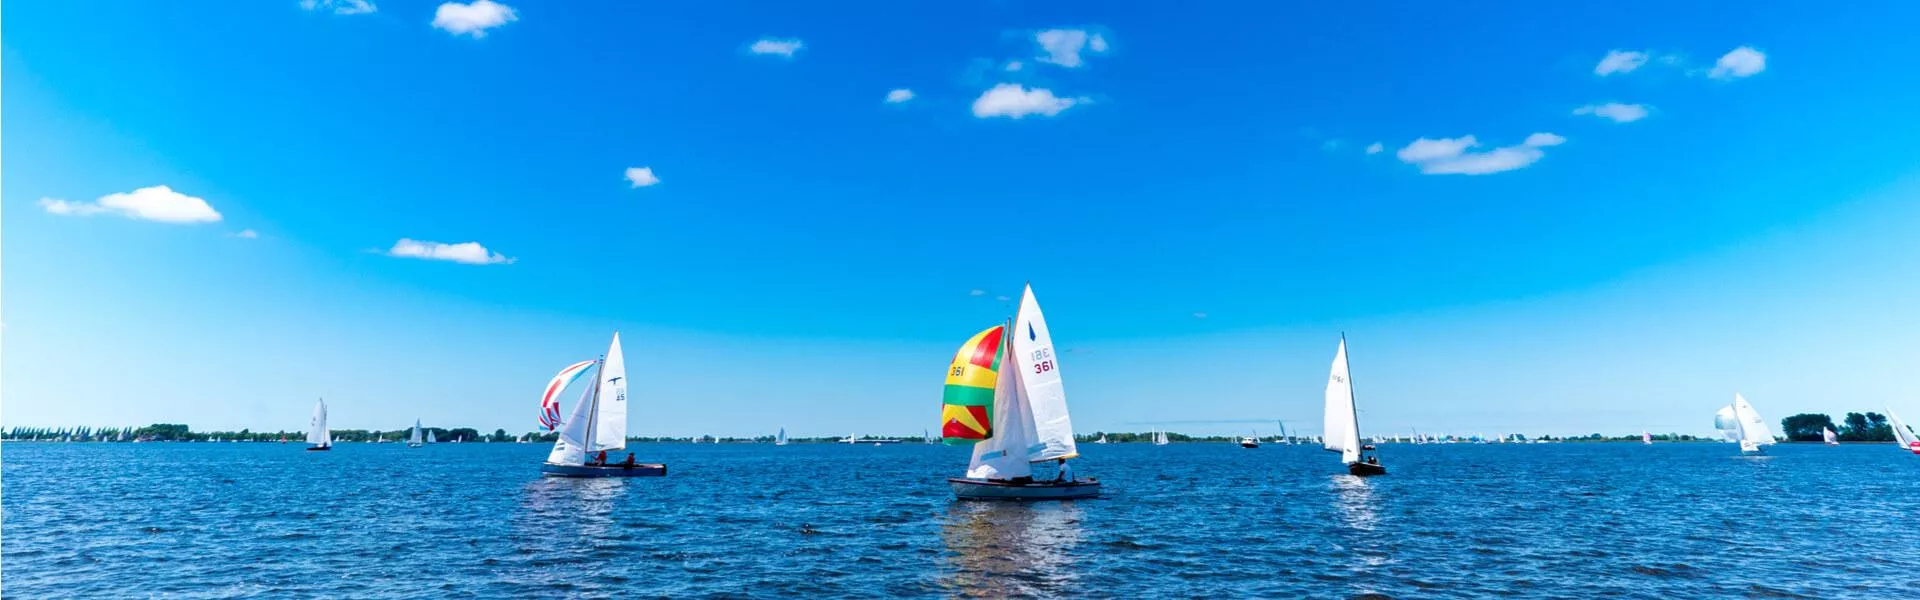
left=6, top=1, right=1920, bottom=438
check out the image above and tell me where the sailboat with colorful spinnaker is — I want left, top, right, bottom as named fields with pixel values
left=540, top=333, right=664, bottom=477
left=941, top=284, right=1098, bottom=500
left=1887, top=408, right=1920, bottom=455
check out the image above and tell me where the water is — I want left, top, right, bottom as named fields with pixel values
left=5, top=441, right=1918, bottom=598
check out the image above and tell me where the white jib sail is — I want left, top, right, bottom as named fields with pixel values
left=1012, top=285, right=1077, bottom=463
left=1888, top=409, right=1919, bottom=448
left=308, top=399, right=329, bottom=447
left=1823, top=427, right=1838, bottom=444
left=966, top=338, right=1039, bottom=480
left=1322, top=339, right=1361, bottom=464
left=546, top=360, right=601, bottom=465
left=590, top=333, right=628, bottom=452
left=1732, top=393, right=1774, bottom=447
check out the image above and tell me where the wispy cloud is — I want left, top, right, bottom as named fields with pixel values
left=301, top=0, right=375, bottom=15
left=1396, top=133, right=1565, bottom=175
left=1365, top=142, right=1384, bottom=155
left=624, top=167, right=660, bottom=188
left=969, top=289, right=987, bottom=297
left=1573, top=102, right=1650, bottom=123
left=1192, top=312, right=1208, bottom=319
left=40, top=185, right=223, bottom=223
left=1594, top=50, right=1649, bottom=76
left=749, top=37, right=804, bottom=58
left=1708, top=46, right=1766, bottom=79
left=885, top=89, right=915, bottom=104
left=233, top=229, right=260, bottom=239
left=432, top=0, right=515, bottom=38
left=995, top=295, right=1010, bottom=302
left=1034, top=28, right=1109, bottom=68
left=387, top=239, right=513, bottom=265
left=972, top=83, right=1082, bottom=119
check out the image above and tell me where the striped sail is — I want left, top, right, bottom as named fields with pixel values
left=540, top=360, right=596, bottom=430
left=941, top=325, right=1004, bottom=445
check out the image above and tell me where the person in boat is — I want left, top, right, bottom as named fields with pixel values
left=593, top=450, right=608, bottom=466
left=622, top=453, right=636, bottom=468
left=1365, top=455, right=1379, bottom=465
left=1054, top=458, right=1072, bottom=483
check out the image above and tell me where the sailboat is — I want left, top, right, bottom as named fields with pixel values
left=1239, top=431, right=1260, bottom=449
left=776, top=427, right=789, bottom=446
left=427, top=430, right=438, bottom=444
left=941, top=284, right=1098, bottom=500
left=1093, top=434, right=1108, bottom=444
left=1887, top=408, right=1920, bottom=454
left=1324, top=335, right=1384, bottom=476
left=1153, top=430, right=1169, bottom=446
left=1715, top=393, right=1775, bottom=455
left=1277, top=421, right=1292, bottom=445
left=306, top=398, right=332, bottom=451
left=1822, top=426, right=1839, bottom=446
left=1642, top=431, right=1652, bottom=445
left=540, top=332, right=665, bottom=477
left=408, top=420, right=425, bottom=448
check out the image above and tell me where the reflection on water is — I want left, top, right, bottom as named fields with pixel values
left=938, top=501, right=1085, bottom=597
left=1331, top=475, right=1378, bottom=533
left=518, top=476, right=627, bottom=542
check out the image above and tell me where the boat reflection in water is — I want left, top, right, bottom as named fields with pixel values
left=938, top=500, right=1085, bottom=597
left=517, top=476, right=627, bottom=544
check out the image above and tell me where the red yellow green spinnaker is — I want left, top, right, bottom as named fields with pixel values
left=941, top=325, right=1003, bottom=444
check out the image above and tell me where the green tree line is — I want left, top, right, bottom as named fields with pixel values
left=1779, top=412, right=1903, bottom=442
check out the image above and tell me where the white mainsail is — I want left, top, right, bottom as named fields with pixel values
left=1730, top=393, right=1774, bottom=452
left=590, top=333, right=629, bottom=452
left=776, top=427, right=788, bottom=446
left=409, top=420, right=424, bottom=445
left=966, top=332, right=1040, bottom=480
left=427, top=430, right=438, bottom=444
left=1888, top=409, right=1919, bottom=451
left=1822, top=427, right=1839, bottom=445
left=307, top=398, right=331, bottom=448
left=1322, top=338, right=1361, bottom=464
left=1153, top=430, right=1168, bottom=445
left=1012, top=285, right=1077, bottom=463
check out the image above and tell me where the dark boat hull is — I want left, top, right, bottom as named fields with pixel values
left=541, top=463, right=667, bottom=477
left=1240, top=442, right=1259, bottom=448
left=305, top=446, right=331, bottom=451
left=949, top=477, right=1100, bottom=500
left=1348, top=462, right=1386, bottom=476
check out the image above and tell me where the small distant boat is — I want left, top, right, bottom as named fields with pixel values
left=1887, top=408, right=1920, bottom=454
left=540, top=332, right=665, bottom=477
left=1715, top=393, right=1775, bottom=455
left=942, top=285, right=1097, bottom=500
left=1822, top=426, right=1839, bottom=446
left=1153, top=430, right=1169, bottom=446
left=1324, top=335, right=1384, bottom=476
left=427, top=430, right=438, bottom=444
left=1093, top=434, right=1109, bottom=444
left=306, top=398, right=332, bottom=451
left=1239, top=434, right=1260, bottom=449
left=408, top=420, right=425, bottom=448
left=1642, top=431, right=1652, bottom=445
left=775, top=427, right=788, bottom=446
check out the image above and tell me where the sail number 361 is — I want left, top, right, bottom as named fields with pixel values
left=1030, top=348, right=1055, bottom=374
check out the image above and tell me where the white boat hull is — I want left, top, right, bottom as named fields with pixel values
left=948, top=477, right=1100, bottom=500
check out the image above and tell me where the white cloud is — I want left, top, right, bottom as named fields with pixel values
left=1594, top=50, right=1649, bottom=76
left=995, top=295, right=1010, bottom=302
left=749, top=37, right=804, bottom=58
left=433, top=0, right=515, bottom=37
left=625, top=167, right=660, bottom=188
left=971, top=83, right=1081, bottom=119
left=885, top=89, right=915, bottom=104
left=234, top=229, right=260, bottom=239
left=1004, top=60, right=1024, bottom=72
left=39, top=185, right=223, bottom=223
left=1709, top=46, right=1766, bottom=79
left=1395, top=133, right=1564, bottom=176
left=301, top=0, right=375, bottom=15
left=969, top=289, right=987, bottom=296
left=387, top=239, right=513, bottom=265
left=1035, top=28, right=1109, bottom=68
left=1365, top=142, right=1384, bottom=155
left=1573, top=102, right=1650, bottom=123
left=1192, top=312, right=1208, bottom=319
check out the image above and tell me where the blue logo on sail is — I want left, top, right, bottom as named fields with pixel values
left=1028, top=323, right=1036, bottom=341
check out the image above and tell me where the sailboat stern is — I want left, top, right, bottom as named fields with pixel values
left=540, top=462, right=667, bottom=477
left=1347, top=461, right=1387, bottom=477
left=948, top=477, right=1100, bottom=500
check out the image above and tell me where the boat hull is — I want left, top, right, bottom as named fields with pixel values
left=1348, top=462, right=1387, bottom=476
left=948, top=477, right=1100, bottom=500
left=1240, top=442, right=1259, bottom=448
left=541, top=463, right=667, bottom=477
left=305, top=446, right=331, bottom=452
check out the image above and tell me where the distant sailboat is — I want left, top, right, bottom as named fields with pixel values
left=306, top=398, right=332, bottom=451
left=1093, top=434, right=1109, bottom=444
left=427, top=430, right=438, bottom=445
left=541, top=332, right=665, bottom=477
left=1642, top=431, right=1652, bottom=445
left=1324, top=335, right=1384, bottom=476
left=1887, top=408, right=1920, bottom=454
left=941, top=284, right=1098, bottom=500
left=1822, top=426, right=1839, bottom=446
left=1153, top=430, right=1169, bottom=446
left=1716, top=393, right=1775, bottom=455
left=776, top=427, right=789, bottom=446
left=408, top=420, right=425, bottom=448
left=1239, top=432, right=1260, bottom=449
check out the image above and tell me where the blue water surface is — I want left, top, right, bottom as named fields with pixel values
left=4, top=441, right=1918, bottom=598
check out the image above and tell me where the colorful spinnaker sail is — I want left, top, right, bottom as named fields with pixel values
left=540, top=360, right=597, bottom=430
left=941, top=325, right=1004, bottom=445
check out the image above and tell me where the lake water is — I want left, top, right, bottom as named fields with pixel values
left=4, top=441, right=1917, bottom=598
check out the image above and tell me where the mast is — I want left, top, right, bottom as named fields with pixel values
left=580, top=357, right=605, bottom=465
left=1344, top=332, right=1362, bottom=455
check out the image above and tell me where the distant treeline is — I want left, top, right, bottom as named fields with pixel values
left=1780, top=412, right=1898, bottom=442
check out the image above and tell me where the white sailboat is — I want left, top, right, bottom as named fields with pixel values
left=1239, top=431, right=1260, bottom=449
left=944, top=284, right=1097, bottom=500
left=408, top=420, right=425, bottom=448
left=776, top=427, right=789, bottom=446
left=1641, top=430, right=1652, bottom=445
left=306, top=398, right=332, bottom=451
left=427, top=430, right=438, bottom=445
left=1887, top=408, right=1920, bottom=454
left=1324, top=336, right=1384, bottom=476
left=1822, top=426, right=1839, bottom=446
left=1153, top=430, right=1169, bottom=446
left=1093, top=434, right=1108, bottom=444
left=1717, top=393, right=1775, bottom=455
left=541, top=332, right=663, bottom=477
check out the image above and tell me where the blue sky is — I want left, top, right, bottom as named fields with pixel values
left=7, top=1, right=1920, bottom=438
